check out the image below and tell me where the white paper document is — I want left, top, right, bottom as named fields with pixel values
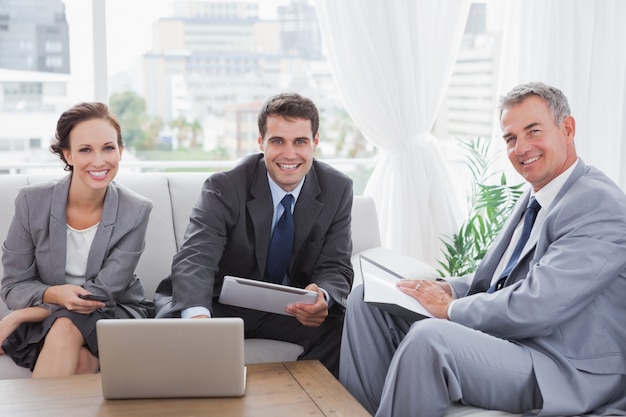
left=360, top=255, right=438, bottom=321
left=219, top=276, right=318, bottom=316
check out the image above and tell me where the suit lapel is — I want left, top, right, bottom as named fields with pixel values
left=292, top=164, right=323, bottom=261
left=469, top=160, right=589, bottom=294
left=501, top=192, right=537, bottom=287
left=86, top=183, right=117, bottom=280
left=248, top=159, right=273, bottom=276
left=49, top=176, right=119, bottom=283
left=552, top=159, right=587, bottom=204
left=468, top=192, right=531, bottom=294
left=510, top=160, right=588, bottom=280
left=247, top=158, right=324, bottom=279
left=49, top=176, right=71, bottom=284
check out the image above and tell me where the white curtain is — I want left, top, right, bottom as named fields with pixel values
left=316, top=0, right=470, bottom=266
left=497, top=0, right=626, bottom=190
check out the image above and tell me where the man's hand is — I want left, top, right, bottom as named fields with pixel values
left=285, top=283, right=328, bottom=327
left=397, top=279, right=453, bottom=319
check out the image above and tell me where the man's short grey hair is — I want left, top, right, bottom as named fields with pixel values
left=498, top=82, right=571, bottom=126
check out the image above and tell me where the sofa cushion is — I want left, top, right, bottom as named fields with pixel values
left=350, top=195, right=381, bottom=254
left=244, top=339, right=304, bottom=364
left=162, top=172, right=209, bottom=250
left=0, top=356, right=31, bottom=379
left=446, top=405, right=519, bottom=416
left=116, top=173, right=180, bottom=298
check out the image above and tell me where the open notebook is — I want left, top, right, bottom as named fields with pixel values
left=360, top=254, right=438, bottom=321
left=96, top=317, right=246, bottom=399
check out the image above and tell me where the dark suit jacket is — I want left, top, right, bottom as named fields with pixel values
left=1, top=174, right=154, bottom=319
left=156, top=153, right=354, bottom=317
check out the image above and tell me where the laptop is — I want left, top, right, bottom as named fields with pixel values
left=96, top=317, right=246, bottom=399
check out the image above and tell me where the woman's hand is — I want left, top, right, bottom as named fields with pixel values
left=43, top=284, right=106, bottom=314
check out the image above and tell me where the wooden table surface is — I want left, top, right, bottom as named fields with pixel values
left=0, top=360, right=372, bottom=417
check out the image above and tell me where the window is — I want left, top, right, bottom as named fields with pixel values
left=1, top=0, right=502, bottom=195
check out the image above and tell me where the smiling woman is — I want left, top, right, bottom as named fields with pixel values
left=51, top=103, right=124, bottom=228
left=0, top=102, right=154, bottom=378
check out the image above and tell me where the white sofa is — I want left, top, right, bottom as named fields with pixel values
left=0, top=171, right=391, bottom=376
left=0, top=171, right=518, bottom=416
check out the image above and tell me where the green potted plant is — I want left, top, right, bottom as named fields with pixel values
left=437, top=137, right=524, bottom=277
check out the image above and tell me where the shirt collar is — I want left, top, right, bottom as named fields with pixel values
left=267, top=174, right=305, bottom=210
left=532, top=158, right=579, bottom=210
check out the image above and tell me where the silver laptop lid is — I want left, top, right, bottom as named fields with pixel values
left=97, top=318, right=246, bottom=399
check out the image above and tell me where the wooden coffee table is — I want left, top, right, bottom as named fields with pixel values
left=0, top=360, right=371, bottom=417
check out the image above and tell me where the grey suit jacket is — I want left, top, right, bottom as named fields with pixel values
left=1, top=174, right=154, bottom=318
left=156, top=153, right=354, bottom=317
left=447, top=160, right=626, bottom=414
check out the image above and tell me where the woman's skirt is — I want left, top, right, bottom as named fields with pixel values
left=1, top=308, right=116, bottom=371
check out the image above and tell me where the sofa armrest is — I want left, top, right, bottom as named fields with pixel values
left=351, top=196, right=381, bottom=254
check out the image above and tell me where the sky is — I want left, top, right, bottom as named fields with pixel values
left=62, top=0, right=291, bottom=76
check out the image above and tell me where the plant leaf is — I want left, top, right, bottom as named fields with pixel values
left=437, top=137, right=524, bottom=277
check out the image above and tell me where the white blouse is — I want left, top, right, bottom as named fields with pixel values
left=65, top=223, right=98, bottom=285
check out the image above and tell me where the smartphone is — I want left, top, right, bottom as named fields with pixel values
left=78, top=293, right=110, bottom=302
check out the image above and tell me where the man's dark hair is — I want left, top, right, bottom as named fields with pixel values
left=257, top=92, right=319, bottom=139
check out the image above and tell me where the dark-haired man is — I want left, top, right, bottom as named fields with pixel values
left=155, top=93, right=353, bottom=377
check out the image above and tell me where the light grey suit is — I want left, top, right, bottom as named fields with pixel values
left=340, top=160, right=626, bottom=416
left=1, top=174, right=154, bottom=319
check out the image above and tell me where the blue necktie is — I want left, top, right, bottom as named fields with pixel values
left=265, top=194, right=294, bottom=284
left=487, top=197, right=541, bottom=293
